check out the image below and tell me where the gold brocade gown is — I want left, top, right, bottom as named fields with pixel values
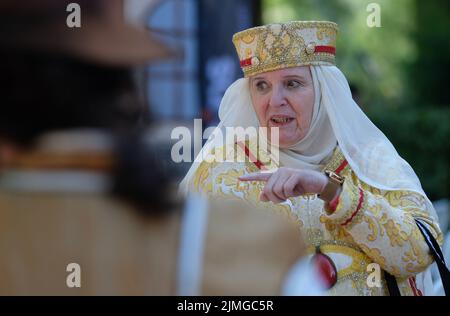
left=189, top=140, right=443, bottom=296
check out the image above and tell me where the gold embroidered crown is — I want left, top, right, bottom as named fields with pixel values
left=232, top=21, right=338, bottom=77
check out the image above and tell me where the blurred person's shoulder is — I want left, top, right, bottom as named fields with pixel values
left=200, top=197, right=306, bottom=295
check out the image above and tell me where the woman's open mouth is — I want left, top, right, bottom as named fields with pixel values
left=270, top=116, right=295, bottom=126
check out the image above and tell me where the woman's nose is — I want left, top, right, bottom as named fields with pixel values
left=268, top=87, right=287, bottom=108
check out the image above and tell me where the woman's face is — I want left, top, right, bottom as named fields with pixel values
left=249, top=66, right=315, bottom=148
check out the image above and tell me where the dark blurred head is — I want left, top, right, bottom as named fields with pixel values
left=113, top=135, right=181, bottom=215
left=0, top=51, right=146, bottom=147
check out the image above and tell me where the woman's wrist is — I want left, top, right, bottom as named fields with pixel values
left=320, top=182, right=342, bottom=214
left=318, top=174, right=342, bottom=203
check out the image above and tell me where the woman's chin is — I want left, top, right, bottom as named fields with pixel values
left=274, top=135, right=302, bottom=149
left=262, top=125, right=303, bottom=148
left=277, top=141, right=294, bottom=149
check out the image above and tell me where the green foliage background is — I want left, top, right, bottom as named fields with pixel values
left=262, top=0, right=450, bottom=200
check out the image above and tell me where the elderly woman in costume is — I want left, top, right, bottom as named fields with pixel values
left=180, top=21, right=443, bottom=296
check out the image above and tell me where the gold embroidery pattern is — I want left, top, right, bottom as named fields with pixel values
left=358, top=244, right=387, bottom=268
left=233, top=21, right=338, bottom=77
left=343, top=189, right=367, bottom=230
left=321, top=146, right=351, bottom=176
left=190, top=142, right=441, bottom=293
left=384, top=219, right=409, bottom=247
left=331, top=181, right=365, bottom=228
left=320, top=215, right=350, bottom=240
left=193, top=160, right=214, bottom=193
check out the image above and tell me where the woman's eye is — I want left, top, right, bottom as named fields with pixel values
left=256, top=82, right=268, bottom=91
left=286, top=80, right=301, bottom=89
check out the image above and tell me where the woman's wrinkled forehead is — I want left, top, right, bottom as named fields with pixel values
left=249, top=66, right=312, bottom=82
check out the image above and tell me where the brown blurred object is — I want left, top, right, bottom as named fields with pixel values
left=201, top=199, right=305, bottom=295
left=0, top=0, right=173, bottom=66
left=0, top=190, right=304, bottom=295
left=0, top=149, right=115, bottom=173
